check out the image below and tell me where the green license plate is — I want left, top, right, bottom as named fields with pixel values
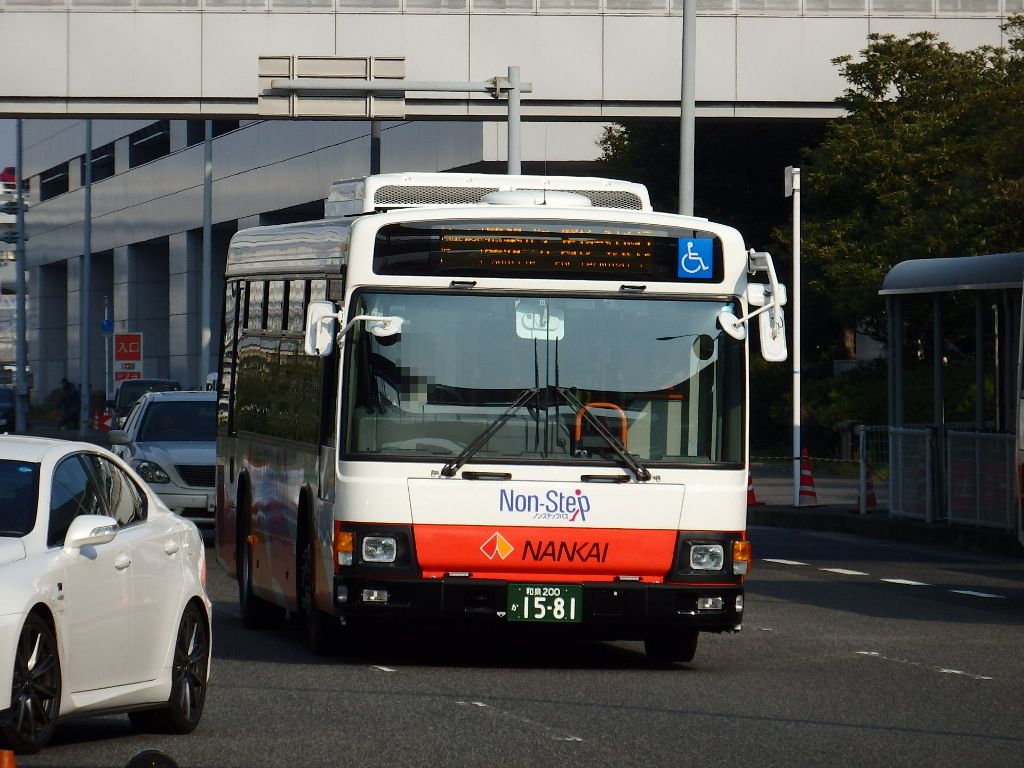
left=507, top=584, right=583, bottom=623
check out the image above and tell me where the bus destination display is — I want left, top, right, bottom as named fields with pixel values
left=373, top=220, right=723, bottom=283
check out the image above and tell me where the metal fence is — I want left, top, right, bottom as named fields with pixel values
left=859, top=425, right=1018, bottom=532
left=946, top=430, right=1016, bottom=530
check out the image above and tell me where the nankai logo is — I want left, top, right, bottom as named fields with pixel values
left=522, top=540, right=609, bottom=563
left=498, top=488, right=591, bottom=522
left=480, top=532, right=515, bottom=561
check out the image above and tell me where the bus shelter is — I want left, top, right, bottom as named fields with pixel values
left=879, top=251, right=1024, bottom=545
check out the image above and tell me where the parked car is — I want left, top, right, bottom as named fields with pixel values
left=108, top=391, right=216, bottom=526
left=0, top=388, right=15, bottom=433
left=0, top=435, right=211, bottom=754
left=109, top=378, right=181, bottom=428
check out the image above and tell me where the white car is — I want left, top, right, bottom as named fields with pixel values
left=0, top=436, right=211, bottom=754
left=109, top=391, right=217, bottom=526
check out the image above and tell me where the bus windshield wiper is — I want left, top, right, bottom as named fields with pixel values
left=440, top=387, right=539, bottom=478
left=555, top=387, right=652, bottom=482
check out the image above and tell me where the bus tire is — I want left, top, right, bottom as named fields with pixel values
left=237, top=490, right=282, bottom=630
left=644, top=628, right=699, bottom=664
left=298, top=521, right=338, bottom=655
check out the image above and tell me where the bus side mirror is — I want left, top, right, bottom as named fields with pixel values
left=304, top=300, right=339, bottom=357
left=749, top=283, right=788, bottom=362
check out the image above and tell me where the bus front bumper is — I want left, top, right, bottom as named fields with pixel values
left=332, top=576, right=743, bottom=635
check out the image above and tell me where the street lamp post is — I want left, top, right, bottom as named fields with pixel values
left=785, top=166, right=801, bottom=505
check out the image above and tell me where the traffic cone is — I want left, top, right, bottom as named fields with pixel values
left=858, top=463, right=878, bottom=509
left=0, top=749, right=16, bottom=768
left=799, top=448, right=818, bottom=504
left=747, top=472, right=764, bottom=506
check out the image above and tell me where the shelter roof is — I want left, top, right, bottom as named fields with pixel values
left=880, top=252, right=1024, bottom=295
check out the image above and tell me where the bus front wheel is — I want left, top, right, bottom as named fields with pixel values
left=644, top=629, right=699, bottom=664
left=298, top=532, right=339, bottom=655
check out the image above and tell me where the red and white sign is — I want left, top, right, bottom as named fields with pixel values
left=114, top=332, right=143, bottom=381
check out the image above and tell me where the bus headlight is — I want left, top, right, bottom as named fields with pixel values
left=689, top=544, right=724, bottom=571
left=362, top=536, right=398, bottom=563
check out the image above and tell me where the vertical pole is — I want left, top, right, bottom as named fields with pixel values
left=975, top=295, right=985, bottom=430
left=786, top=167, right=801, bottom=506
left=507, top=66, right=521, bottom=175
left=370, top=121, right=382, bottom=175
left=79, top=119, right=93, bottom=437
left=678, top=0, right=696, bottom=216
left=993, top=303, right=1000, bottom=431
left=201, top=120, right=213, bottom=388
left=14, top=119, right=28, bottom=433
left=104, top=296, right=112, bottom=402
left=933, top=294, right=944, bottom=519
left=859, top=428, right=867, bottom=515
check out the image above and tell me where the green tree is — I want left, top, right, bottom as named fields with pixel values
left=801, top=17, right=1024, bottom=338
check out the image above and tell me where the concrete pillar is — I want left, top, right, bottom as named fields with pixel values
left=118, top=239, right=171, bottom=381
left=29, top=263, right=69, bottom=403
left=169, top=231, right=201, bottom=388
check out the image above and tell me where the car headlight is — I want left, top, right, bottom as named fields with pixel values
left=362, top=536, right=397, bottom=563
left=133, top=459, right=171, bottom=484
left=689, top=543, right=725, bottom=571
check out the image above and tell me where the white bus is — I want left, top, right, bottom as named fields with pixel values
left=215, top=172, right=787, bottom=662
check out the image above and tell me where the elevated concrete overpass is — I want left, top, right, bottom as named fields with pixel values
left=0, top=5, right=1014, bottom=121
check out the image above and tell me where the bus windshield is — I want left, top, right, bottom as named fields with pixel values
left=343, top=291, right=744, bottom=467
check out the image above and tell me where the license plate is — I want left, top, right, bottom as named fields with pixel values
left=507, top=584, right=582, bottom=623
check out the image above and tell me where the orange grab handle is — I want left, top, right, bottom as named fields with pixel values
left=574, top=402, right=628, bottom=447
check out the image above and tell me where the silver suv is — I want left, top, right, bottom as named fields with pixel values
left=108, top=390, right=216, bottom=525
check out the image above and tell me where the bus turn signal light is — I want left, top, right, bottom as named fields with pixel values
left=335, top=525, right=354, bottom=568
left=733, top=540, right=751, bottom=575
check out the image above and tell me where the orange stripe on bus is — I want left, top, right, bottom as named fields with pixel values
left=413, top=524, right=676, bottom=578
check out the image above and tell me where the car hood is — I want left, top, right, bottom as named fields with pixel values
left=0, top=538, right=26, bottom=566
left=136, top=441, right=215, bottom=465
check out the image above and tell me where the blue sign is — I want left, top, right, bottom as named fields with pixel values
left=677, top=238, right=714, bottom=280
left=100, top=318, right=114, bottom=335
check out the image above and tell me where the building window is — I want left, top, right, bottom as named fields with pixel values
left=80, top=142, right=115, bottom=184
left=128, top=121, right=171, bottom=168
left=39, top=163, right=69, bottom=201
left=186, top=120, right=241, bottom=147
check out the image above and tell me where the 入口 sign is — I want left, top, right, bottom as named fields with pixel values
left=114, top=332, right=143, bottom=381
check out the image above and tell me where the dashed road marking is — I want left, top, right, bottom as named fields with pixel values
left=949, top=589, right=1004, bottom=599
left=370, top=665, right=397, bottom=673
left=761, top=558, right=1008, bottom=600
left=456, top=700, right=583, bottom=742
left=857, top=651, right=993, bottom=681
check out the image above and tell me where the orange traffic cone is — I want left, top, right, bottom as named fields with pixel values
left=0, top=749, right=16, bottom=768
left=747, top=472, right=764, bottom=506
left=799, top=448, right=818, bottom=504
left=858, top=463, right=878, bottom=509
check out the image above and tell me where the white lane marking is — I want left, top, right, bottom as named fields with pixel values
left=370, top=665, right=397, bottom=673
left=819, top=568, right=869, bottom=576
left=949, top=589, right=1004, bottom=599
left=857, top=651, right=993, bottom=681
left=762, top=558, right=808, bottom=566
left=879, top=578, right=930, bottom=586
left=457, top=700, right=583, bottom=742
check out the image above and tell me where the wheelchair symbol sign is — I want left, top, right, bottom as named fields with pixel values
left=678, top=238, right=714, bottom=279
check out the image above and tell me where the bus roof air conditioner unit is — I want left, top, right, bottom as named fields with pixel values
left=325, top=172, right=652, bottom=217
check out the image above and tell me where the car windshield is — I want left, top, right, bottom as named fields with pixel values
left=118, top=381, right=179, bottom=409
left=0, top=460, right=40, bottom=537
left=342, top=291, right=744, bottom=468
left=138, top=400, right=217, bottom=442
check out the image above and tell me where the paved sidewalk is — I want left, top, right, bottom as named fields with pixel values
left=749, top=461, right=1023, bottom=558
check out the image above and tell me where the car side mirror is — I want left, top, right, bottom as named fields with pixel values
left=108, top=429, right=131, bottom=446
left=64, top=514, right=118, bottom=552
